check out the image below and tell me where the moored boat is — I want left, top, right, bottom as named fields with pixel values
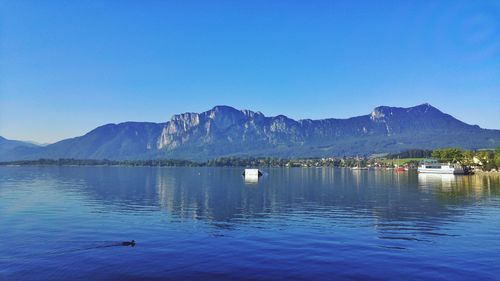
left=417, top=159, right=465, bottom=174
left=351, top=166, right=368, bottom=170
left=242, top=169, right=263, bottom=184
left=395, top=167, right=406, bottom=172
left=242, top=169, right=263, bottom=177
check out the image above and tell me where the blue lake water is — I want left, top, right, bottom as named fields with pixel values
left=1, top=167, right=500, bottom=280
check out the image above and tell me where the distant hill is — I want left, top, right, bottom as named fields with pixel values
left=0, top=122, right=165, bottom=161
left=0, top=136, right=40, bottom=155
left=1, top=104, right=499, bottom=161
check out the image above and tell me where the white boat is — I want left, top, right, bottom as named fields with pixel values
left=417, top=159, right=465, bottom=174
left=242, top=169, right=263, bottom=177
left=351, top=166, right=368, bottom=170
left=242, top=169, right=263, bottom=184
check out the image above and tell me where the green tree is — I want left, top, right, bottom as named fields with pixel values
left=461, top=150, right=474, bottom=166
left=432, top=148, right=463, bottom=163
left=495, top=146, right=500, bottom=168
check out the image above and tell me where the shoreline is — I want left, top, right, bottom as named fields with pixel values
left=1, top=163, right=500, bottom=175
left=472, top=170, right=500, bottom=175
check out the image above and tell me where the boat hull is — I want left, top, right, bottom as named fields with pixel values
left=417, top=167, right=464, bottom=174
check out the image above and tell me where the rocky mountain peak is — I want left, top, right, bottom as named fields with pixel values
left=407, top=103, right=440, bottom=114
left=370, top=103, right=440, bottom=121
left=204, top=106, right=248, bottom=129
left=370, top=107, right=388, bottom=121
left=209, top=105, right=240, bottom=114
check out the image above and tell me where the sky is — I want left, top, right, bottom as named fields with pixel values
left=0, top=0, right=499, bottom=143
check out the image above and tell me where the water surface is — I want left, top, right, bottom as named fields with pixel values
left=1, top=167, right=499, bottom=280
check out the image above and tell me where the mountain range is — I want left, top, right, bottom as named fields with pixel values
left=1, top=103, right=499, bottom=161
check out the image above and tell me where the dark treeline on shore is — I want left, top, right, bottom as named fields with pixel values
left=0, top=158, right=200, bottom=167
left=0, top=158, right=328, bottom=167
left=0, top=157, right=358, bottom=168
left=1, top=147, right=500, bottom=171
left=387, top=149, right=433, bottom=159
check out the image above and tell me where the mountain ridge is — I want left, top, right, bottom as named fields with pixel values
left=1, top=103, right=499, bottom=161
left=0, top=136, right=40, bottom=155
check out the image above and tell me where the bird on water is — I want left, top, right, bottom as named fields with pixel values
left=121, top=240, right=136, bottom=247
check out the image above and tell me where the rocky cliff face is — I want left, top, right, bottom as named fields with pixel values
left=157, top=106, right=310, bottom=153
left=152, top=103, right=496, bottom=159
left=1, top=103, right=498, bottom=161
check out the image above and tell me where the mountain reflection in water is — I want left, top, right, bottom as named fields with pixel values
left=1, top=167, right=499, bottom=281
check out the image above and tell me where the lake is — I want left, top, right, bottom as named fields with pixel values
left=1, top=167, right=499, bottom=280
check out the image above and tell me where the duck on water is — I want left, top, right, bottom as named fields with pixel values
left=120, top=240, right=136, bottom=247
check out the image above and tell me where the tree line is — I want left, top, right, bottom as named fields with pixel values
left=1, top=147, right=499, bottom=171
left=430, top=147, right=500, bottom=171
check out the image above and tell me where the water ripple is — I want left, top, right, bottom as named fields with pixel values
left=1, top=167, right=499, bottom=281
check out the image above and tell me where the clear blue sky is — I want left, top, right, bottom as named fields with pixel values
left=1, top=0, right=499, bottom=143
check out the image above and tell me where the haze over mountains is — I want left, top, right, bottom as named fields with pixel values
left=1, top=103, right=499, bottom=161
